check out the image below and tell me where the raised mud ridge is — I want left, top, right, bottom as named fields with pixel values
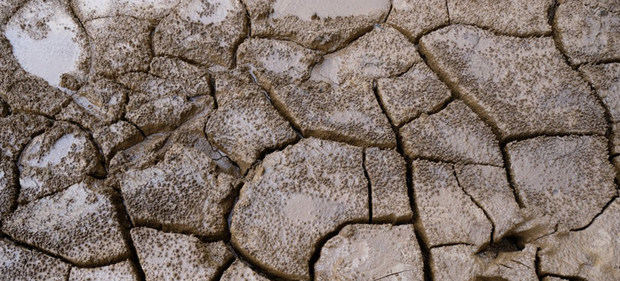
left=0, top=0, right=619, bottom=281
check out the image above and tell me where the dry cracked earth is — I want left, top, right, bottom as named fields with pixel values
left=0, top=0, right=618, bottom=280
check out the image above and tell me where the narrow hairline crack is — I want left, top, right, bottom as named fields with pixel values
left=452, top=165, right=495, bottom=245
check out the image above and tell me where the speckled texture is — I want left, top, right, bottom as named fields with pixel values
left=455, top=164, right=523, bottom=242
left=411, top=160, right=492, bottom=247
left=431, top=244, right=538, bottom=281
left=69, top=260, right=138, bottom=281
left=244, top=0, right=390, bottom=51
left=401, top=101, right=503, bottom=166
left=121, top=141, right=238, bottom=237
left=84, top=16, right=152, bottom=77
left=2, top=181, right=129, bottom=265
left=365, top=147, right=413, bottom=222
left=448, top=0, right=553, bottom=35
left=271, top=79, right=396, bottom=148
left=220, top=260, right=270, bottom=281
left=18, top=122, right=104, bottom=203
left=420, top=24, right=607, bottom=139
left=230, top=138, right=368, bottom=280
left=555, top=0, right=620, bottom=64
left=536, top=199, right=619, bottom=280
left=580, top=63, right=620, bottom=154
left=315, top=224, right=424, bottom=281
left=387, top=0, right=448, bottom=40
left=131, top=227, right=233, bottom=281
left=0, top=239, right=70, bottom=281
left=1, top=1, right=619, bottom=279
left=376, top=62, right=451, bottom=127
left=310, top=25, right=421, bottom=85
left=206, top=73, right=298, bottom=172
left=507, top=136, right=617, bottom=234
left=0, top=157, right=16, bottom=223
left=153, top=0, right=247, bottom=68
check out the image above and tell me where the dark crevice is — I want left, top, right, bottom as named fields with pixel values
left=409, top=155, right=503, bottom=168
left=453, top=166, right=495, bottom=245
left=413, top=225, right=433, bottom=281
left=499, top=142, right=525, bottom=208
left=501, top=131, right=604, bottom=145
left=445, top=0, right=450, bottom=24
left=382, top=0, right=393, bottom=23
left=429, top=242, right=473, bottom=249
left=246, top=73, right=305, bottom=139
left=108, top=189, right=147, bottom=281
left=418, top=39, right=530, bottom=211
left=541, top=274, right=587, bottom=281
left=0, top=234, right=115, bottom=269
left=224, top=241, right=290, bottom=281
left=362, top=149, right=373, bottom=223
left=9, top=126, right=48, bottom=211
left=395, top=95, right=454, bottom=129
left=223, top=182, right=289, bottom=281
left=570, top=195, right=617, bottom=232
left=229, top=0, right=251, bottom=70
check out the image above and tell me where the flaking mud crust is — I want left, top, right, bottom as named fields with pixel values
left=0, top=1, right=619, bottom=281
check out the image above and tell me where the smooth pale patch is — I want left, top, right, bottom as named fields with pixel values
left=4, top=0, right=88, bottom=87
left=23, top=134, right=83, bottom=168
left=271, top=0, right=389, bottom=20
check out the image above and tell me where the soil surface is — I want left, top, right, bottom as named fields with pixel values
left=0, top=0, right=618, bottom=281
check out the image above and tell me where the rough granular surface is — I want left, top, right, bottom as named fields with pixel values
left=0, top=1, right=618, bottom=281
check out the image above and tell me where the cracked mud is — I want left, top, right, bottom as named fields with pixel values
left=0, top=0, right=619, bottom=281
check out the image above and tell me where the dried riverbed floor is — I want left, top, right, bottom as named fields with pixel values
left=0, top=0, right=619, bottom=280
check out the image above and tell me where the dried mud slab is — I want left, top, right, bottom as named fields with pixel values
left=153, top=0, right=247, bottom=68
left=121, top=141, right=238, bottom=237
left=244, top=0, right=390, bottom=51
left=580, top=63, right=620, bottom=154
left=4, top=0, right=89, bottom=87
left=230, top=138, right=368, bottom=280
left=507, top=136, right=617, bottom=236
left=272, top=79, right=395, bottom=148
left=555, top=0, right=620, bottom=64
left=0, top=157, right=16, bottom=223
left=310, top=25, right=420, bottom=85
left=431, top=244, right=538, bottom=281
left=93, top=121, right=144, bottom=161
left=3, top=76, right=71, bottom=116
left=401, top=101, right=503, bottom=166
left=206, top=73, right=297, bottom=172
left=376, top=62, right=451, bottom=127
left=131, top=227, right=233, bottom=281
left=119, top=57, right=213, bottom=135
left=314, top=224, right=424, bottom=281
left=386, top=0, right=448, bottom=40
left=2, top=181, right=129, bottom=266
left=455, top=164, right=523, bottom=242
left=18, top=122, right=104, bottom=203
left=448, top=0, right=553, bottom=35
left=85, top=17, right=152, bottom=77
left=237, top=38, right=322, bottom=87
left=420, top=25, right=607, bottom=139
left=69, top=260, right=138, bottom=281
left=69, top=78, right=129, bottom=126
left=0, top=113, right=51, bottom=160
left=411, top=160, right=492, bottom=247
left=537, top=199, right=619, bottom=280
left=0, top=239, right=70, bottom=281
left=221, top=260, right=269, bottom=281
left=364, top=147, right=413, bottom=222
